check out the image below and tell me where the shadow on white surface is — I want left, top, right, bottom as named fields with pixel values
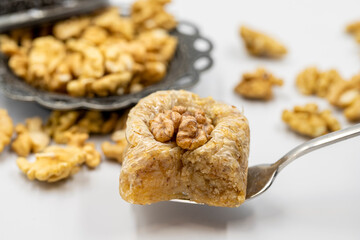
left=133, top=201, right=254, bottom=234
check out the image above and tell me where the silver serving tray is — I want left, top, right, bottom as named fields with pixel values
left=0, top=21, right=213, bottom=110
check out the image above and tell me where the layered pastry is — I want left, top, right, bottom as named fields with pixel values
left=119, top=90, right=250, bottom=207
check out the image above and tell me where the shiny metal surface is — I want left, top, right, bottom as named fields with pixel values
left=0, top=0, right=109, bottom=32
left=173, top=123, right=360, bottom=205
left=0, top=21, right=213, bottom=110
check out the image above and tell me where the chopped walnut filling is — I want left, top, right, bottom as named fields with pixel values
left=0, top=0, right=177, bottom=97
left=234, top=68, right=283, bottom=100
left=149, top=106, right=214, bottom=150
left=282, top=103, right=341, bottom=138
left=0, top=109, right=13, bottom=153
left=239, top=26, right=287, bottom=58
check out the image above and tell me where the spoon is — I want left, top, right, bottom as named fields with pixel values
left=172, top=123, right=360, bottom=205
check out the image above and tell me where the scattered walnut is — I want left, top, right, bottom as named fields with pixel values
left=282, top=103, right=341, bottom=138
left=46, top=110, right=120, bottom=144
left=102, top=129, right=128, bottom=163
left=234, top=68, right=283, bottom=100
left=46, top=111, right=81, bottom=144
left=12, top=117, right=50, bottom=157
left=101, top=110, right=129, bottom=163
left=64, top=131, right=101, bottom=169
left=296, top=67, right=320, bottom=95
left=239, top=26, right=287, bottom=58
left=296, top=67, right=343, bottom=97
left=150, top=106, right=214, bottom=150
left=344, top=96, right=360, bottom=122
left=131, top=0, right=177, bottom=32
left=346, top=21, right=360, bottom=43
left=16, top=146, right=86, bottom=182
left=0, top=109, right=13, bottom=153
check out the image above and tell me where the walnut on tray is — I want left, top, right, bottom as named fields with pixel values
left=0, top=0, right=178, bottom=98
left=234, top=68, right=283, bottom=100
left=282, top=103, right=341, bottom=138
left=0, top=109, right=13, bottom=153
left=12, top=117, right=50, bottom=157
left=239, top=26, right=287, bottom=58
left=120, top=90, right=250, bottom=207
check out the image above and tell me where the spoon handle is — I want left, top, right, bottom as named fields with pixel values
left=275, top=123, right=360, bottom=172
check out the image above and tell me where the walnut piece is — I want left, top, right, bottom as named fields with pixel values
left=239, top=26, right=287, bottom=58
left=53, top=17, right=90, bottom=40
left=282, top=103, right=341, bottom=138
left=12, top=117, right=50, bottom=157
left=102, top=129, right=128, bottom=163
left=131, top=0, right=177, bottom=32
left=296, top=67, right=360, bottom=123
left=64, top=131, right=101, bottom=169
left=346, top=21, right=360, bottom=43
left=101, top=110, right=129, bottom=163
left=16, top=146, right=86, bottom=182
left=149, top=106, right=214, bottom=150
left=0, top=109, right=13, bottom=153
left=296, top=67, right=343, bottom=97
left=234, top=68, right=283, bottom=100
left=46, top=110, right=119, bottom=144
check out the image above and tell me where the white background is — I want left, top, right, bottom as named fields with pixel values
left=1, top=0, right=360, bottom=239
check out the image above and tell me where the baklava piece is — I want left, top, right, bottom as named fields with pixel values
left=119, top=90, right=250, bottom=207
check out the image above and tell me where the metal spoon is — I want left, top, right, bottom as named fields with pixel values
left=172, top=123, right=360, bottom=205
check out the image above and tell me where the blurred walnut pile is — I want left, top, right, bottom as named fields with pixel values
left=0, top=108, right=129, bottom=183
left=296, top=67, right=360, bottom=122
left=0, top=0, right=177, bottom=97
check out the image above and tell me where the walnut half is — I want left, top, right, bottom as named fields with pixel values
left=234, top=68, right=283, bottom=100
left=149, top=106, right=214, bottom=150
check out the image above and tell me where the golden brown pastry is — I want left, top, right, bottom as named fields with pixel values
left=119, top=90, right=250, bottom=207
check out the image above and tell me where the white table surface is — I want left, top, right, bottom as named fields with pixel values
left=1, top=0, right=360, bottom=239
